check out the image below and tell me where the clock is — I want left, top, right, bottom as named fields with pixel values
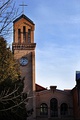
left=19, top=57, right=28, bottom=66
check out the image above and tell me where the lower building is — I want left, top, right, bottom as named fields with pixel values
left=35, top=85, right=73, bottom=120
left=35, top=72, right=80, bottom=120
left=35, top=81, right=80, bottom=120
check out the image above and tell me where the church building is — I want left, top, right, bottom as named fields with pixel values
left=12, top=14, right=80, bottom=120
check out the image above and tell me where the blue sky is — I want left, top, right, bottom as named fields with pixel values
left=12, top=0, right=80, bottom=90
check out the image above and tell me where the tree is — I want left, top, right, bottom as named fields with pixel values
left=0, top=37, right=20, bottom=83
left=0, top=0, right=19, bottom=38
left=0, top=37, right=28, bottom=120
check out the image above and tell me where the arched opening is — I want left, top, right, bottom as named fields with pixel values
left=40, top=103, right=48, bottom=116
left=50, top=98, right=58, bottom=117
left=60, top=103, right=68, bottom=116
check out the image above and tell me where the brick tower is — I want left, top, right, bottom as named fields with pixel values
left=12, top=14, right=36, bottom=120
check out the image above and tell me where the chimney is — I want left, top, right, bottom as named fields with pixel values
left=50, top=86, right=57, bottom=91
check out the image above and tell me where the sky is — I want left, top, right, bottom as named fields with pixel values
left=10, top=0, right=80, bottom=90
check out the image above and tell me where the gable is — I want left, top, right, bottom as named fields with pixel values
left=13, top=14, right=35, bottom=25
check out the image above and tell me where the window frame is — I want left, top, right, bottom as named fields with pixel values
left=40, top=103, right=48, bottom=116
left=50, top=98, right=58, bottom=117
left=60, top=103, right=68, bottom=116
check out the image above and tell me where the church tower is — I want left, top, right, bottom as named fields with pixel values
left=12, top=14, right=36, bottom=119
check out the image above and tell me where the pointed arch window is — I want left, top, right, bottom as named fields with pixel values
left=50, top=98, right=58, bottom=117
left=40, top=103, right=48, bottom=116
left=60, top=103, right=68, bottom=116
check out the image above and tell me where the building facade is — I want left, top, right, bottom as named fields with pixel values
left=12, top=14, right=80, bottom=120
left=36, top=85, right=75, bottom=120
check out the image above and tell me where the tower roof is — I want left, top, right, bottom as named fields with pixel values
left=13, top=14, right=35, bottom=25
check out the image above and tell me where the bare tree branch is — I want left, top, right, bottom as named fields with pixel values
left=0, top=0, right=11, bottom=10
left=0, top=98, right=27, bottom=112
left=0, top=87, right=19, bottom=100
left=0, top=0, right=21, bottom=38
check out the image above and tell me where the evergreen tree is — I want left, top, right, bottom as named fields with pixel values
left=0, top=37, right=28, bottom=120
left=0, top=37, right=20, bottom=83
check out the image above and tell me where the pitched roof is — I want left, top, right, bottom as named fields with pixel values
left=36, top=84, right=47, bottom=92
left=13, top=14, right=35, bottom=25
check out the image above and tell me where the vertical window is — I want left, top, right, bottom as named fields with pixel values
left=18, top=29, right=21, bottom=43
left=40, top=103, right=48, bottom=116
left=23, top=26, right=26, bottom=42
left=28, top=29, right=31, bottom=43
left=50, top=98, right=58, bottom=117
left=60, top=103, right=68, bottom=116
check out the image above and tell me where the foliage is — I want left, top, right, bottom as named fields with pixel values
left=0, top=37, right=28, bottom=120
left=0, top=37, right=20, bottom=83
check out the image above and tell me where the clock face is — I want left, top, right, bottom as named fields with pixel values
left=19, top=57, right=28, bottom=66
